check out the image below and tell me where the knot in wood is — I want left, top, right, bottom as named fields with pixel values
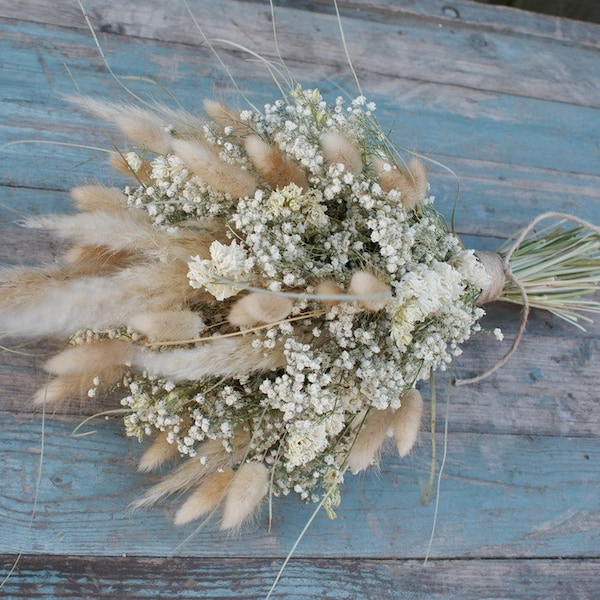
left=475, top=251, right=505, bottom=305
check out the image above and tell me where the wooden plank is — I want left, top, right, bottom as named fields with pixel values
left=278, top=0, right=600, bottom=46
left=5, top=0, right=600, bottom=47
left=2, top=555, right=600, bottom=599
left=2, top=0, right=600, bottom=112
left=2, top=414, right=599, bottom=558
left=1, top=2, right=600, bottom=597
left=2, top=21, right=599, bottom=203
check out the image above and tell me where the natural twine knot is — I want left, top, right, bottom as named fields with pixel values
left=474, top=251, right=506, bottom=305
left=455, top=249, right=529, bottom=386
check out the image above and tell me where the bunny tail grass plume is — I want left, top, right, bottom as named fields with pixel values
left=23, top=210, right=157, bottom=254
left=70, top=185, right=127, bottom=212
left=132, top=337, right=286, bottom=381
left=131, top=459, right=212, bottom=510
left=43, top=339, right=134, bottom=375
left=373, top=157, right=428, bottom=210
left=320, top=131, right=363, bottom=175
left=0, top=262, right=191, bottom=337
left=109, top=152, right=154, bottom=183
left=347, top=409, right=392, bottom=474
left=71, top=98, right=172, bottom=154
left=314, top=280, right=345, bottom=305
left=132, top=431, right=250, bottom=509
left=228, top=292, right=294, bottom=327
left=138, top=432, right=180, bottom=472
left=33, top=368, right=123, bottom=406
left=203, top=99, right=254, bottom=137
left=128, top=310, right=206, bottom=342
left=392, top=389, right=424, bottom=457
left=171, top=138, right=257, bottom=198
left=221, top=462, right=269, bottom=531
left=0, top=267, right=58, bottom=314
left=348, top=270, right=391, bottom=312
left=175, top=468, right=235, bottom=525
left=62, top=246, right=136, bottom=277
left=245, top=135, right=309, bottom=190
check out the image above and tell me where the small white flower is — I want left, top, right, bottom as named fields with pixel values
left=187, top=240, right=253, bottom=301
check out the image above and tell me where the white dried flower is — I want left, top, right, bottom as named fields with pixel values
left=187, top=240, right=253, bottom=300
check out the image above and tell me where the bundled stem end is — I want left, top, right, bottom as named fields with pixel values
left=458, top=216, right=600, bottom=387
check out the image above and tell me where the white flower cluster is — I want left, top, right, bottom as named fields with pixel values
left=125, top=153, right=236, bottom=228
left=120, top=86, right=490, bottom=505
left=187, top=240, right=254, bottom=301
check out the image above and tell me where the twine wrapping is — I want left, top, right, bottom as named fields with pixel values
left=455, top=211, right=600, bottom=386
left=455, top=251, right=529, bottom=386
left=474, top=251, right=505, bottom=305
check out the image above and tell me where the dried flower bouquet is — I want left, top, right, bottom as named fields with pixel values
left=1, top=85, right=599, bottom=530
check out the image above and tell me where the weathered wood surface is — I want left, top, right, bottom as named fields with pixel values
left=2, top=555, right=600, bottom=599
left=1, top=0, right=599, bottom=598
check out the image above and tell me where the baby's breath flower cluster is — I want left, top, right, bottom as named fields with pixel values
left=118, top=86, right=490, bottom=508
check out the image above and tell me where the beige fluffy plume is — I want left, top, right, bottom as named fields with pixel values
left=228, top=292, right=294, bottom=327
left=392, top=389, right=424, bottom=457
left=203, top=99, right=254, bottom=137
left=71, top=98, right=172, bottom=154
left=70, top=185, right=127, bottom=212
left=132, top=431, right=250, bottom=509
left=128, top=310, right=206, bottom=342
left=138, top=432, right=181, bottom=473
left=320, top=131, right=363, bottom=175
left=245, top=134, right=308, bottom=190
left=171, top=138, right=257, bottom=198
left=132, top=336, right=286, bottom=381
left=347, top=408, right=392, bottom=474
left=348, top=270, right=391, bottom=311
left=373, top=157, right=429, bottom=210
left=174, top=468, right=235, bottom=525
left=220, top=462, right=269, bottom=531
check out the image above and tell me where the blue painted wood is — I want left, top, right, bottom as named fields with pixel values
left=1, top=14, right=599, bottom=262
left=1, top=0, right=600, bottom=597
left=2, top=555, right=600, bottom=599
left=1, top=414, right=599, bottom=558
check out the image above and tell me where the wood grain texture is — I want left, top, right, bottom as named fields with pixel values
left=1, top=415, right=599, bottom=558
left=1, top=0, right=599, bottom=598
left=2, top=555, right=600, bottom=599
